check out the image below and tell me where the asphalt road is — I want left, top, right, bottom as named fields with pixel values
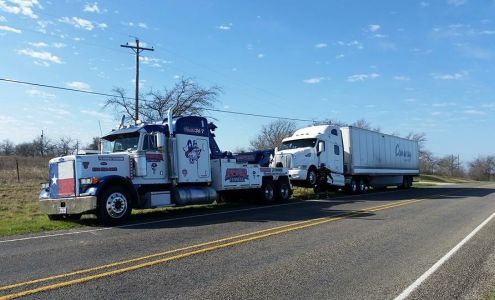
left=1, top=184, right=495, bottom=299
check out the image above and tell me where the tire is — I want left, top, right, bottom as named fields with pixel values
left=275, top=179, right=291, bottom=203
left=357, top=179, right=366, bottom=194
left=259, top=179, right=275, bottom=204
left=349, top=178, right=358, bottom=194
left=217, top=191, right=233, bottom=203
left=399, top=176, right=411, bottom=189
left=306, top=167, right=317, bottom=187
left=97, top=186, right=133, bottom=225
left=48, top=214, right=64, bottom=221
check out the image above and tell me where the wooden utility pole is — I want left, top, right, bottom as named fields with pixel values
left=120, top=38, right=154, bottom=124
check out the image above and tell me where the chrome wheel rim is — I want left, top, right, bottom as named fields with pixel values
left=279, top=184, right=289, bottom=199
left=308, top=171, right=316, bottom=185
left=106, top=192, right=128, bottom=219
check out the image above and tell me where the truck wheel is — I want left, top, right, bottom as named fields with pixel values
left=259, top=179, right=275, bottom=204
left=97, top=187, right=132, bottom=225
left=307, top=167, right=317, bottom=187
left=350, top=178, right=358, bottom=194
left=358, top=179, right=366, bottom=194
left=275, top=179, right=291, bottom=203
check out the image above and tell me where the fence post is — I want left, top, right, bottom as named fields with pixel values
left=15, top=158, right=20, bottom=183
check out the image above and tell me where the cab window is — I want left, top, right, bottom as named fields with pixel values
left=143, top=133, right=158, bottom=151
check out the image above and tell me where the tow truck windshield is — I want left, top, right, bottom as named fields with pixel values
left=280, top=138, right=317, bottom=150
left=101, top=133, right=140, bottom=153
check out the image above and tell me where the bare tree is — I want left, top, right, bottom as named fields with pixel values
left=0, top=139, right=15, bottom=155
left=86, top=137, right=101, bottom=150
left=250, top=119, right=297, bottom=150
left=56, top=137, right=77, bottom=156
left=468, top=155, right=495, bottom=181
left=104, top=78, right=221, bottom=123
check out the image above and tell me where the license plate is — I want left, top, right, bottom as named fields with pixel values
left=58, top=207, right=67, bottom=214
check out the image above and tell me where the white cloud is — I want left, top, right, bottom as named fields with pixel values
left=138, top=22, right=147, bottom=29
left=17, top=48, right=62, bottom=64
left=394, top=75, right=410, bottom=81
left=0, top=15, right=6, bottom=22
left=374, top=33, right=388, bottom=38
left=25, top=89, right=55, bottom=98
left=447, top=0, right=466, bottom=6
left=464, top=109, right=485, bottom=115
left=368, top=24, right=381, bottom=32
left=347, top=73, right=380, bottom=82
left=314, top=43, right=327, bottom=48
left=432, top=102, right=456, bottom=107
left=404, top=98, right=416, bottom=102
left=336, top=40, right=363, bottom=49
left=45, top=106, right=71, bottom=116
left=59, top=16, right=106, bottom=31
left=0, top=24, right=20, bottom=33
left=139, top=56, right=171, bottom=68
left=431, top=71, right=467, bottom=80
left=217, top=23, right=232, bottom=30
left=81, top=109, right=113, bottom=120
left=335, top=54, right=345, bottom=59
left=83, top=2, right=100, bottom=13
left=0, top=0, right=41, bottom=19
left=66, top=81, right=91, bottom=91
left=420, top=1, right=429, bottom=7
left=52, top=42, right=66, bottom=48
left=28, top=41, right=47, bottom=47
left=303, top=77, right=325, bottom=84
left=257, top=53, right=264, bottom=58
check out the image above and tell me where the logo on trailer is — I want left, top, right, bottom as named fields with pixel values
left=183, top=139, right=202, bottom=164
left=225, top=168, right=249, bottom=182
left=182, top=169, right=188, bottom=177
left=82, top=162, right=90, bottom=169
left=395, top=144, right=412, bottom=161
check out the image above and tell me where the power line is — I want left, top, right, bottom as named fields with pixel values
left=0, top=78, right=314, bottom=122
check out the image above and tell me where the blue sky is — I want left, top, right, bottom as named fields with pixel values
left=0, top=0, right=494, bottom=163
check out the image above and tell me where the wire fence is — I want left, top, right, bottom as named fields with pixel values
left=0, top=156, right=50, bottom=184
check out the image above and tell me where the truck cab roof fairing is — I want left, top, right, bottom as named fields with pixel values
left=102, top=124, right=169, bottom=140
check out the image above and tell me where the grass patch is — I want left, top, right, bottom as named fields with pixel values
left=418, top=174, right=474, bottom=184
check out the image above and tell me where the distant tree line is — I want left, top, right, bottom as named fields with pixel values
left=0, top=136, right=100, bottom=158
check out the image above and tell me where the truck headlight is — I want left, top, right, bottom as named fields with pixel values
left=40, top=182, right=49, bottom=190
left=80, top=177, right=99, bottom=185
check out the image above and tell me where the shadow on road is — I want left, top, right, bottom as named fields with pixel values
left=69, top=186, right=495, bottom=230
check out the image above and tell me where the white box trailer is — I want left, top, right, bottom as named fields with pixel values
left=272, top=124, right=419, bottom=193
left=341, top=126, right=419, bottom=189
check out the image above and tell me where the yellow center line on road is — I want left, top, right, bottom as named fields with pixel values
left=0, top=199, right=425, bottom=300
left=0, top=200, right=405, bottom=293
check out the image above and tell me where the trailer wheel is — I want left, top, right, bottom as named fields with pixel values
left=97, top=186, right=132, bottom=225
left=275, top=179, right=291, bottom=203
left=349, top=178, right=358, bottom=194
left=399, top=176, right=411, bottom=189
left=306, top=167, right=317, bottom=187
left=259, top=179, right=275, bottom=204
left=358, top=179, right=366, bottom=194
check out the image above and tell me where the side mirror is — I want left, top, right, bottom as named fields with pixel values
left=317, top=141, right=325, bottom=155
left=274, top=147, right=279, bottom=153
left=157, top=133, right=166, bottom=149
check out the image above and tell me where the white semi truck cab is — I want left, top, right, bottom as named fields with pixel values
left=271, top=125, right=345, bottom=187
left=39, top=113, right=292, bottom=224
left=271, top=125, right=419, bottom=192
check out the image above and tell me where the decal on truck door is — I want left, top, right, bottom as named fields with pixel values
left=183, top=140, right=202, bottom=164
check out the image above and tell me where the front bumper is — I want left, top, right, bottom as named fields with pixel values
left=39, top=196, right=97, bottom=215
left=288, top=168, right=308, bottom=181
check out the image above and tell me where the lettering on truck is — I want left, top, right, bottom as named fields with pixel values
left=225, top=168, right=249, bottom=182
left=395, top=144, right=412, bottom=161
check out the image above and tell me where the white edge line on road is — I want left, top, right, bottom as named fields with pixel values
left=0, top=188, right=419, bottom=244
left=394, top=209, right=495, bottom=300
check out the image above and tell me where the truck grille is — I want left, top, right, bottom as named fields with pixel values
left=48, top=161, right=76, bottom=199
left=274, top=154, right=292, bottom=168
